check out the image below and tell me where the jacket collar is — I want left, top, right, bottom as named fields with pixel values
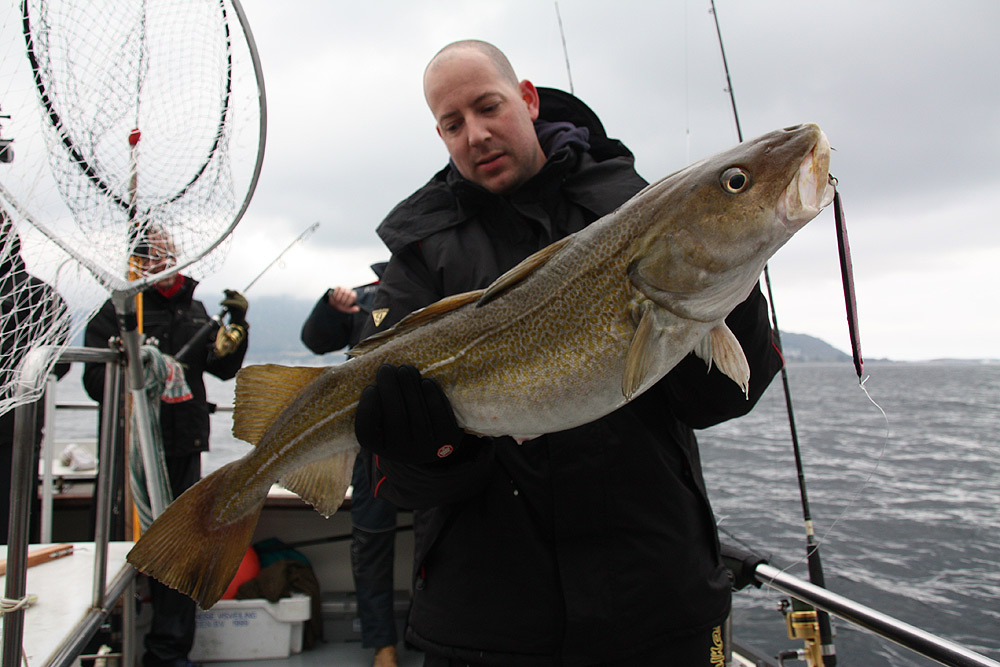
left=376, top=88, right=637, bottom=254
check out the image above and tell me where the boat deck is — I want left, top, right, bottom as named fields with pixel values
left=207, top=606, right=425, bottom=667
left=0, top=542, right=133, bottom=666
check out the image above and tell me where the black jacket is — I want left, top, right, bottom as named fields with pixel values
left=360, top=89, right=782, bottom=665
left=1, top=219, right=70, bottom=544
left=82, top=277, right=248, bottom=456
left=0, top=221, right=71, bottom=441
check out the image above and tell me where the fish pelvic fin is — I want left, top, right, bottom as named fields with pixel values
left=695, top=324, right=751, bottom=397
left=233, top=365, right=327, bottom=445
left=350, top=290, right=483, bottom=357
left=126, top=461, right=266, bottom=609
left=280, top=447, right=357, bottom=517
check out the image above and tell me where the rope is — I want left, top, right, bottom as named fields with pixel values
left=0, top=594, right=36, bottom=615
left=129, top=344, right=192, bottom=531
left=0, top=594, right=35, bottom=667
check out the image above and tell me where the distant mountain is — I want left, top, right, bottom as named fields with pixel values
left=243, top=295, right=317, bottom=362
left=777, top=332, right=851, bottom=363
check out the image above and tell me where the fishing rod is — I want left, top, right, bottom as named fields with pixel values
left=553, top=1, right=574, bottom=94
left=710, top=0, right=862, bottom=667
left=174, top=221, right=320, bottom=364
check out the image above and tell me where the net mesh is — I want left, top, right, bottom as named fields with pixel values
left=0, top=0, right=264, bottom=414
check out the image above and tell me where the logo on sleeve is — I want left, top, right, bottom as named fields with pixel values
left=372, top=308, right=389, bottom=327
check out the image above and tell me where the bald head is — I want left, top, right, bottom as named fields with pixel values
left=423, top=40, right=518, bottom=103
left=421, top=41, right=546, bottom=194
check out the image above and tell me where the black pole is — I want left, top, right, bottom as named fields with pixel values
left=710, top=0, right=742, bottom=143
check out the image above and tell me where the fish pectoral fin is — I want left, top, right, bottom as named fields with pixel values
left=233, top=365, right=328, bottom=446
left=696, top=324, right=751, bottom=397
left=127, top=461, right=266, bottom=609
left=622, top=302, right=659, bottom=400
left=350, top=290, right=484, bottom=357
left=478, top=235, right=573, bottom=306
left=279, top=447, right=357, bottom=518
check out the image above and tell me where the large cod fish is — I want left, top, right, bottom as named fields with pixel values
left=128, top=123, right=835, bottom=607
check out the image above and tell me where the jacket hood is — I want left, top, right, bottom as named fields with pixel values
left=376, top=88, right=637, bottom=254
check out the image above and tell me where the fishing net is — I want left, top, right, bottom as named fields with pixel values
left=0, top=0, right=266, bottom=413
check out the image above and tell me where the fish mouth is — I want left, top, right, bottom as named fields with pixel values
left=778, top=130, right=836, bottom=231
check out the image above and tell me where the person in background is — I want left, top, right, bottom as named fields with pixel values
left=83, top=225, right=250, bottom=667
left=353, top=40, right=784, bottom=666
left=301, top=262, right=400, bottom=667
left=0, top=210, right=70, bottom=544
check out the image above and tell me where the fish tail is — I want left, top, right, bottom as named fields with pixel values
left=126, top=461, right=266, bottom=609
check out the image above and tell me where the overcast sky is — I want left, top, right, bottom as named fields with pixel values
left=198, top=1, right=1000, bottom=362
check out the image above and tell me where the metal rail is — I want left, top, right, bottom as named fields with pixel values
left=755, top=563, right=1000, bottom=667
left=3, top=345, right=135, bottom=667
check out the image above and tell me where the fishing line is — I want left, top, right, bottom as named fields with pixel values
left=755, top=377, right=890, bottom=589
left=819, top=376, right=890, bottom=531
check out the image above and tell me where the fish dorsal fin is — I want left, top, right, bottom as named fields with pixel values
left=622, top=301, right=658, bottom=400
left=478, top=234, right=573, bottom=306
left=279, top=447, right=357, bottom=517
left=233, top=364, right=328, bottom=446
left=351, top=236, right=573, bottom=358
left=694, top=324, right=751, bottom=397
left=349, top=289, right=484, bottom=357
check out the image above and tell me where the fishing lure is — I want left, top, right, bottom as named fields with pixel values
left=831, top=175, right=864, bottom=380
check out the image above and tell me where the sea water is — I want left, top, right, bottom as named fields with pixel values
left=699, top=361, right=1000, bottom=665
left=50, top=360, right=1000, bottom=665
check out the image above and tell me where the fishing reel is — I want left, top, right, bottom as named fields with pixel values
left=776, top=598, right=827, bottom=666
left=214, top=323, right=246, bottom=357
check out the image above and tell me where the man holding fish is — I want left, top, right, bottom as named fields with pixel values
left=352, top=40, right=784, bottom=666
left=128, top=37, right=836, bottom=667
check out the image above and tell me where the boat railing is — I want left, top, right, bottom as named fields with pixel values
left=5, top=344, right=137, bottom=667
left=754, top=562, right=1000, bottom=667
left=38, top=391, right=235, bottom=544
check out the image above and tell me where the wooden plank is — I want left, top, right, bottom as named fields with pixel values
left=0, top=543, right=73, bottom=576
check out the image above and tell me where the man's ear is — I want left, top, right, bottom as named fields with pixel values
left=519, top=79, right=541, bottom=121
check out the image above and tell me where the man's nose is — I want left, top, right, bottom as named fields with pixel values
left=466, top=116, right=491, bottom=145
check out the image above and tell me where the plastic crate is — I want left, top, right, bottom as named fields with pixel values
left=190, top=594, right=311, bottom=662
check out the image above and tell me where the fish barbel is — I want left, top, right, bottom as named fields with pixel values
left=128, top=123, right=835, bottom=607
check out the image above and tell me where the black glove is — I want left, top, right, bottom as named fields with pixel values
left=355, top=364, right=464, bottom=463
left=720, top=542, right=768, bottom=591
left=221, top=289, right=248, bottom=326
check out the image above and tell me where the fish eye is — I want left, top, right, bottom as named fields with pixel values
left=721, top=167, right=750, bottom=193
